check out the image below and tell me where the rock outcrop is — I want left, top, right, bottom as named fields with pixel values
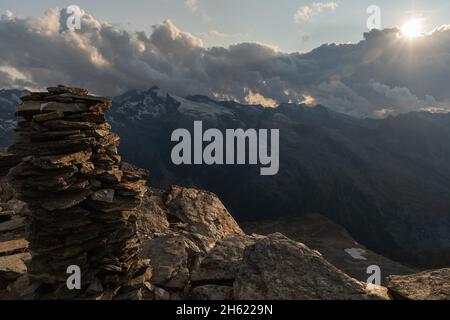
left=139, top=186, right=245, bottom=299
left=138, top=189, right=387, bottom=300
left=6, top=85, right=151, bottom=299
left=242, top=214, right=417, bottom=284
left=234, top=233, right=381, bottom=300
left=191, top=235, right=262, bottom=287
left=386, top=268, right=450, bottom=300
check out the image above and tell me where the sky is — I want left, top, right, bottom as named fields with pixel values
left=1, top=0, right=449, bottom=52
left=0, top=1, right=450, bottom=118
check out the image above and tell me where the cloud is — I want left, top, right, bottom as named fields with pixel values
left=301, top=95, right=316, bottom=105
left=184, top=0, right=198, bottom=12
left=371, top=81, right=438, bottom=115
left=198, top=30, right=229, bottom=39
left=1, top=8, right=450, bottom=118
left=244, top=89, right=277, bottom=108
left=313, top=80, right=374, bottom=117
left=1, top=10, right=13, bottom=20
left=429, top=24, right=450, bottom=33
left=294, top=1, right=338, bottom=22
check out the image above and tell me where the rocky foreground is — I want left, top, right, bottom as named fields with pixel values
left=4, top=181, right=447, bottom=300
left=133, top=187, right=450, bottom=300
left=0, top=86, right=449, bottom=300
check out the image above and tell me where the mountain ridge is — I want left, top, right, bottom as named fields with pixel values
left=1, top=87, right=450, bottom=268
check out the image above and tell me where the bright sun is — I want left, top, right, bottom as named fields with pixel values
left=401, top=19, right=423, bottom=38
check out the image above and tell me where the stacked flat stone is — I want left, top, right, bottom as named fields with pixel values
left=0, top=151, right=21, bottom=177
left=7, top=85, right=151, bottom=299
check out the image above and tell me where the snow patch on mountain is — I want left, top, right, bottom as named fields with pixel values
left=345, top=248, right=368, bottom=261
left=113, top=88, right=168, bottom=121
left=176, top=96, right=235, bottom=120
left=111, top=87, right=238, bottom=122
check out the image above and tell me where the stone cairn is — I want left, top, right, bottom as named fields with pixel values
left=7, top=85, right=151, bottom=299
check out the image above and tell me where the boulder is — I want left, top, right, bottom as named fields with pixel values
left=137, top=189, right=170, bottom=238
left=191, top=235, right=262, bottom=286
left=233, top=233, right=378, bottom=300
left=138, top=185, right=245, bottom=245
left=141, top=235, right=191, bottom=290
left=386, top=268, right=450, bottom=300
left=163, top=186, right=244, bottom=243
left=242, top=214, right=417, bottom=284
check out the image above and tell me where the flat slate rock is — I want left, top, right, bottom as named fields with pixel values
left=39, top=191, right=90, bottom=211
left=0, top=239, right=29, bottom=256
left=0, top=253, right=31, bottom=293
left=0, top=216, right=25, bottom=233
left=0, top=252, right=32, bottom=278
left=17, top=101, right=89, bottom=116
left=0, top=153, right=22, bottom=176
left=47, top=85, right=89, bottom=96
